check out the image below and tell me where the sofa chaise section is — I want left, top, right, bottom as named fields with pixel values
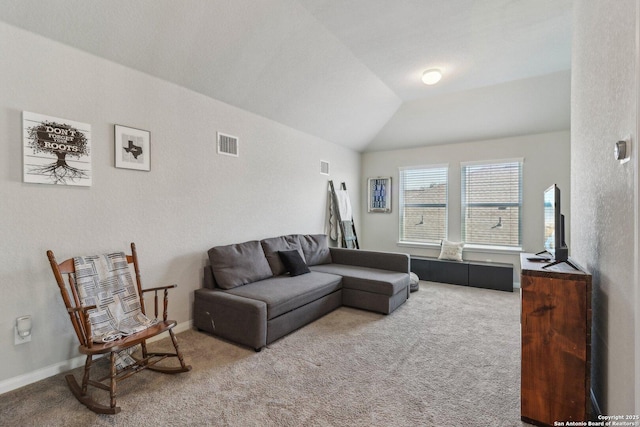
left=310, top=248, right=410, bottom=314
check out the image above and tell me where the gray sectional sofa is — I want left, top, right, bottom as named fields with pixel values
left=193, top=234, right=410, bottom=351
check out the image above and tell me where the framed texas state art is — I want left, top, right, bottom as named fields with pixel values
left=114, top=124, right=150, bottom=171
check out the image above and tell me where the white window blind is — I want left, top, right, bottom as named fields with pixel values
left=399, top=165, right=448, bottom=243
left=461, top=160, right=523, bottom=247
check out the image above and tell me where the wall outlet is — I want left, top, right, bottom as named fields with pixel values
left=15, top=326, right=31, bottom=345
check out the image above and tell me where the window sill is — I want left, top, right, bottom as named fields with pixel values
left=397, top=241, right=522, bottom=255
left=463, top=244, right=523, bottom=254
left=397, top=241, right=441, bottom=249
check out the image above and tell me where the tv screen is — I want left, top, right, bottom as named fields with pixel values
left=543, top=184, right=568, bottom=262
left=543, top=185, right=558, bottom=256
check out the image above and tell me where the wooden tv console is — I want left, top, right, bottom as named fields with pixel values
left=520, top=253, right=592, bottom=426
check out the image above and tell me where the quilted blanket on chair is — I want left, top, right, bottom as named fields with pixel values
left=73, top=252, right=156, bottom=344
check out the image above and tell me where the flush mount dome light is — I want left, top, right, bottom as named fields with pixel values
left=422, top=69, right=442, bottom=85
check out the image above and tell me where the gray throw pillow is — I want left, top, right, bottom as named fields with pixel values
left=209, top=240, right=273, bottom=289
left=260, top=235, right=305, bottom=276
left=297, top=234, right=332, bottom=266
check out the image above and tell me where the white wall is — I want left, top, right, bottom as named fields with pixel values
left=571, top=0, right=637, bottom=413
left=0, top=22, right=360, bottom=387
left=361, top=131, right=571, bottom=282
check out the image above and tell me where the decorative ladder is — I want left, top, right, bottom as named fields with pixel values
left=329, top=181, right=359, bottom=249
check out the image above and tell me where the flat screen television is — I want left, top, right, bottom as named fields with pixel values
left=543, top=184, right=569, bottom=264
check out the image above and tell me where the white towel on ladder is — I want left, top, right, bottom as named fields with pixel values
left=335, top=189, right=352, bottom=221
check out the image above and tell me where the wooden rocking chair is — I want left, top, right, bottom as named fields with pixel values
left=47, top=242, right=191, bottom=414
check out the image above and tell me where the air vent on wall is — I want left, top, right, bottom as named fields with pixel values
left=320, top=160, right=330, bottom=175
left=217, top=132, right=239, bottom=157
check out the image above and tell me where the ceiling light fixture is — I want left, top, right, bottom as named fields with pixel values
left=422, top=69, right=442, bottom=85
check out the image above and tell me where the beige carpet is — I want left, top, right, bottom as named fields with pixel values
left=0, top=282, right=530, bottom=427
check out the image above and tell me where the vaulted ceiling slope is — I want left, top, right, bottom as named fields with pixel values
left=0, top=0, right=572, bottom=152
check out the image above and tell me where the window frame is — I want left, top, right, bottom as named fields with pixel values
left=460, top=158, right=523, bottom=250
left=398, top=164, right=449, bottom=245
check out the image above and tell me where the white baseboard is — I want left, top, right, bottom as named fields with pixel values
left=0, top=320, right=193, bottom=395
left=0, top=353, right=87, bottom=396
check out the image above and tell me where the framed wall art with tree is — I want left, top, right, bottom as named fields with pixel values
left=23, top=111, right=92, bottom=186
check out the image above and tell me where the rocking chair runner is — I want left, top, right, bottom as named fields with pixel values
left=47, top=242, right=191, bottom=414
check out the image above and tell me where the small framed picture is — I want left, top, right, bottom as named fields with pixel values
left=114, top=125, right=150, bottom=171
left=368, top=176, right=392, bottom=213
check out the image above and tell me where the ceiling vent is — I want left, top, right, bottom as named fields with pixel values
left=217, top=132, right=239, bottom=157
left=320, top=160, right=330, bottom=175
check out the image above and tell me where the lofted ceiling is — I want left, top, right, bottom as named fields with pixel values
left=0, top=0, right=572, bottom=152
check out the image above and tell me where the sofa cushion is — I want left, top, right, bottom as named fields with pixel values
left=209, top=240, right=273, bottom=290
left=278, top=250, right=310, bottom=277
left=223, top=271, right=342, bottom=320
left=261, top=235, right=305, bottom=276
left=297, top=234, right=332, bottom=266
left=309, top=264, right=408, bottom=296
